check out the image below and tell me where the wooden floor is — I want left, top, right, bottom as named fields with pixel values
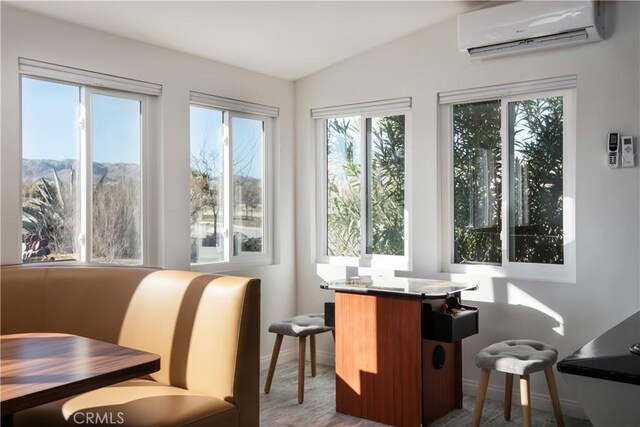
left=260, top=361, right=593, bottom=427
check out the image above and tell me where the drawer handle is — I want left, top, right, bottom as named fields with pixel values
left=433, top=345, right=446, bottom=369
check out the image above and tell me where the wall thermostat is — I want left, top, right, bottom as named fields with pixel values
left=608, top=133, right=620, bottom=168
left=621, top=136, right=635, bottom=168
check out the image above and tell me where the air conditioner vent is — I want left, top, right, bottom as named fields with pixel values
left=458, top=1, right=604, bottom=58
left=468, top=29, right=589, bottom=58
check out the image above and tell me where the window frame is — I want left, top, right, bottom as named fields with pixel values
left=19, top=75, right=154, bottom=266
left=440, top=88, right=576, bottom=282
left=83, top=86, right=150, bottom=264
left=315, top=110, right=412, bottom=270
left=189, top=104, right=273, bottom=272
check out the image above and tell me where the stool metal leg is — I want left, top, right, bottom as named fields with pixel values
left=545, top=367, right=565, bottom=427
left=310, top=334, right=317, bottom=377
left=264, top=334, right=283, bottom=393
left=298, top=336, right=306, bottom=403
left=472, top=368, right=491, bottom=427
left=505, top=373, right=514, bottom=420
left=520, top=374, right=531, bottom=427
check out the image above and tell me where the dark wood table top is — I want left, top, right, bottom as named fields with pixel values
left=0, top=333, right=160, bottom=416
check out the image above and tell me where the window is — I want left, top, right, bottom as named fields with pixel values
left=189, top=92, right=275, bottom=268
left=441, top=79, right=575, bottom=281
left=21, top=76, right=150, bottom=264
left=314, top=97, right=410, bottom=267
left=452, top=100, right=502, bottom=265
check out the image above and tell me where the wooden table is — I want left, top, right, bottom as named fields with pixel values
left=1, top=333, right=160, bottom=426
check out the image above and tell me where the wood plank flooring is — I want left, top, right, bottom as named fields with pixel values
left=260, top=361, right=593, bottom=427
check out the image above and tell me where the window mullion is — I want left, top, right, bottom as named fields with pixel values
left=359, top=116, right=368, bottom=260
left=320, top=121, right=329, bottom=259
left=447, top=106, right=455, bottom=265
left=79, top=87, right=92, bottom=262
left=140, top=97, right=148, bottom=266
left=223, top=111, right=232, bottom=261
left=500, top=99, right=509, bottom=267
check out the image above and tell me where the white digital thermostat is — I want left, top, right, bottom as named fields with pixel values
left=608, top=133, right=620, bottom=168
left=621, top=136, right=635, bottom=168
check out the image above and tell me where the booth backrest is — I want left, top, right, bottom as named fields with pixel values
left=0, top=264, right=260, bottom=426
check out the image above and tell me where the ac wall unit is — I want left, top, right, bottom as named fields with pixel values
left=458, top=1, right=604, bottom=58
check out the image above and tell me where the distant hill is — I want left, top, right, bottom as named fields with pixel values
left=23, top=159, right=140, bottom=183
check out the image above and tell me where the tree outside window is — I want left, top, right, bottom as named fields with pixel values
left=452, top=95, right=564, bottom=266
left=326, top=114, right=405, bottom=258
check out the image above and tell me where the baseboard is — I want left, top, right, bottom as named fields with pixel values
left=260, top=347, right=297, bottom=371
left=260, top=348, right=335, bottom=371
left=316, top=350, right=335, bottom=367
left=462, top=379, right=587, bottom=420
left=261, top=349, right=585, bottom=419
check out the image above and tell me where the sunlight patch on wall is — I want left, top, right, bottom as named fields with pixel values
left=507, top=282, right=565, bottom=335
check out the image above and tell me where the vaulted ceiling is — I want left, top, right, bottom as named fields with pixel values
left=8, top=1, right=481, bottom=80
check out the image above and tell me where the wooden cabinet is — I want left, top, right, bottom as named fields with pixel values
left=334, top=292, right=468, bottom=426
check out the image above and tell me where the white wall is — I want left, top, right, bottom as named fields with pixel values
left=295, top=1, right=639, bottom=418
left=0, top=5, right=297, bottom=362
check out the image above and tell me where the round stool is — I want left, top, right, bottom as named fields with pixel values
left=472, top=340, right=564, bottom=427
left=264, top=313, right=334, bottom=403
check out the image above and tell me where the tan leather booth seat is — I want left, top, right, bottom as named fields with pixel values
left=0, top=264, right=260, bottom=427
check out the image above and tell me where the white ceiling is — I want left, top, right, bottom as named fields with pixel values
left=8, top=1, right=481, bottom=80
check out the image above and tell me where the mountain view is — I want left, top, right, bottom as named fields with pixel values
left=22, top=158, right=140, bottom=182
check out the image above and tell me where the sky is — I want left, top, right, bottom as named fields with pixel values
left=190, top=105, right=263, bottom=179
left=22, top=77, right=141, bottom=164
left=23, top=77, right=263, bottom=179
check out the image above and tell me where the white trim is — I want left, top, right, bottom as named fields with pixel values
left=462, top=378, right=587, bottom=420
left=438, top=75, right=577, bottom=105
left=310, top=97, right=412, bottom=119
left=19, top=58, right=162, bottom=96
left=259, top=347, right=297, bottom=371
left=316, top=350, right=335, bottom=367
left=259, top=348, right=334, bottom=371
left=190, top=91, right=279, bottom=118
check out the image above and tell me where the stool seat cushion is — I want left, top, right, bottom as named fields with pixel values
left=476, top=339, right=558, bottom=375
left=268, top=313, right=333, bottom=337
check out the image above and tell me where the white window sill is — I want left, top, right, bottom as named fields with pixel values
left=442, top=263, right=576, bottom=284
left=316, top=255, right=411, bottom=272
left=190, top=255, right=272, bottom=274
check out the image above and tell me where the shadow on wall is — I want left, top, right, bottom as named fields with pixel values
left=462, top=300, right=565, bottom=358
left=315, top=267, right=583, bottom=360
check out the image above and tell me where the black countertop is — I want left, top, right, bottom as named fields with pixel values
left=320, top=276, right=478, bottom=299
left=557, top=311, right=640, bottom=386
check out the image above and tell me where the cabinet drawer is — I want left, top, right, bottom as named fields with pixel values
left=423, top=304, right=478, bottom=343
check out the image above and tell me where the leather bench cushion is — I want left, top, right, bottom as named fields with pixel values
left=0, top=265, right=154, bottom=343
left=1, top=265, right=261, bottom=427
left=14, top=379, right=239, bottom=427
